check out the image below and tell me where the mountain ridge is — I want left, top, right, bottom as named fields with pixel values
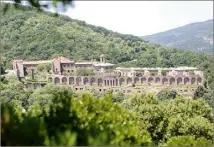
left=142, top=19, right=213, bottom=54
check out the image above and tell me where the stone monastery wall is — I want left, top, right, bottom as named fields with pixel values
left=47, top=74, right=202, bottom=96
left=13, top=55, right=204, bottom=96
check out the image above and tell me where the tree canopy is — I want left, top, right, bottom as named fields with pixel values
left=1, top=78, right=213, bottom=146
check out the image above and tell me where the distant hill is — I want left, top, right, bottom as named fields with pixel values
left=0, top=3, right=213, bottom=81
left=142, top=19, right=213, bottom=54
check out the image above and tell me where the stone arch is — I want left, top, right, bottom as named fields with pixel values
left=127, top=77, right=132, bottom=85
left=155, top=77, right=161, bottom=83
left=54, top=77, right=60, bottom=84
left=90, top=77, right=96, bottom=85
left=62, top=77, right=67, bottom=84
left=197, top=77, right=202, bottom=84
left=177, top=77, right=182, bottom=85
left=107, top=80, right=110, bottom=86
left=148, top=77, right=153, bottom=83
left=162, top=77, right=168, bottom=85
left=48, top=77, right=52, bottom=82
left=170, top=77, right=175, bottom=85
left=141, top=77, right=146, bottom=84
left=119, top=78, right=125, bottom=86
left=134, top=77, right=139, bottom=84
left=191, top=77, right=196, bottom=84
left=76, top=77, right=81, bottom=86
left=115, top=79, right=118, bottom=86
left=98, top=78, right=103, bottom=86
left=184, top=77, right=190, bottom=85
left=83, top=77, right=89, bottom=85
left=69, top=77, right=74, bottom=84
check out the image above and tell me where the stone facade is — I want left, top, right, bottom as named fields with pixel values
left=12, top=54, right=115, bottom=77
left=12, top=55, right=204, bottom=96
left=47, top=73, right=202, bottom=96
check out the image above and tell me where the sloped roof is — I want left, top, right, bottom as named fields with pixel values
left=23, top=60, right=52, bottom=65
left=55, top=57, right=74, bottom=63
left=93, top=63, right=115, bottom=66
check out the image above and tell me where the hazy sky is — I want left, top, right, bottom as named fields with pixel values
left=5, top=0, right=213, bottom=36
left=53, top=1, right=213, bottom=36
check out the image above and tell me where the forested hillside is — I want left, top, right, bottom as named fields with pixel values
left=0, top=3, right=213, bottom=83
left=142, top=19, right=213, bottom=54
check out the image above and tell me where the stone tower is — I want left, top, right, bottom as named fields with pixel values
left=100, top=54, right=105, bottom=63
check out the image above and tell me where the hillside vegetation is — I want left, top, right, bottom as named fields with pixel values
left=1, top=77, right=213, bottom=146
left=142, top=19, right=213, bottom=54
left=0, top=3, right=213, bottom=83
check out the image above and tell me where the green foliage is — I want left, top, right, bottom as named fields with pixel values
left=0, top=56, right=7, bottom=74
left=121, top=94, right=214, bottom=145
left=1, top=78, right=214, bottom=146
left=0, top=76, right=8, bottom=84
left=1, top=87, right=152, bottom=146
left=161, top=70, right=167, bottom=76
left=112, top=91, right=125, bottom=103
left=157, top=89, right=178, bottom=101
left=164, top=135, right=213, bottom=146
left=76, top=69, right=95, bottom=76
left=36, top=63, right=51, bottom=72
left=194, top=85, right=206, bottom=98
left=0, top=77, right=27, bottom=108
left=28, top=84, right=74, bottom=109
left=1, top=104, right=46, bottom=146
left=2, top=0, right=73, bottom=14
left=194, top=85, right=213, bottom=107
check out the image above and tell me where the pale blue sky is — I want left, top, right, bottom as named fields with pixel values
left=5, top=0, right=214, bottom=36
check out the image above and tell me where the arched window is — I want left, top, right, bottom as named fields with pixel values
left=62, top=77, right=67, bottom=84
left=184, top=77, right=190, bottom=85
left=69, top=77, right=74, bottom=84
left=148, top=77, right=153, bottom=83
left=54, top=77, right=60, bottom=84
left=76, top=77, right=81, bottom=86
left=155, top=77, right=160, bottom=83
left=170, top=78, right=175, bottom=85
left=134, top=77, right=139, bottom=84
left=119, top=78, right=125, bottom=86
left=90, top=77, right=96, bottom=85
left=197, top=77, right=202, bottom=84
left=83, top=77, right=89, bottom=85
left=191, top=77, right=196, bottom=84
left=98, top=78, right=103, bottom=86
left=177, top=77, right=182, bottom=85
left=127, top=78, right=132, bottom=84
left=141, top=77, right=146, bottom=84
left=162, top=77, right=168, bottom=85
